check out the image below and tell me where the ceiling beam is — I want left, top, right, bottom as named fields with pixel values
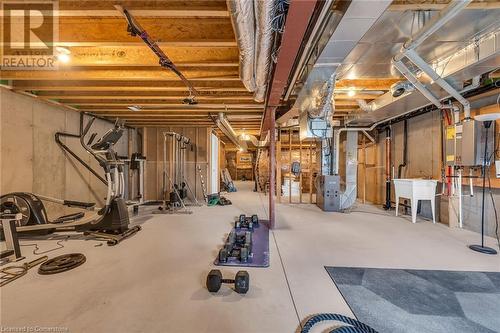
left=12, top=80, right=247, bottom=91
left=335, top=79, right=401, bottom=90
left=40, top=95, right=255, bottom=101
left=388, top=1, right=500, bottom=11
left=46, top=10, right=229, bottom=18
left=88, top=109, right=262, bottom=117
left=78, top=106, right=263, bottom=115
left=35, top=91, right=253, bottom=98
left=66, top=46, right=238, bottom=67
left=58, top=1, right=229, bottom=11
left=65, top=101, right=262, bottom=107
left=54, top=17, right=235, bottom=43
left=0, top=68, right=239, bottom=81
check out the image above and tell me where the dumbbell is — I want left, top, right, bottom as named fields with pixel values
left=206, top=269, right=250, bottom=294
left=236, top=214, right=251, bottom=230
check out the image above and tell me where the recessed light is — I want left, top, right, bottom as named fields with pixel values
left=128, top=106, right=142, bottom=112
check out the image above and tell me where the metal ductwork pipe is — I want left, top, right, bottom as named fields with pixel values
left=227, top=0, right=256, bottom=92
left=253, top=0, right=275, bottom=102
left=392, top=0, right=473, bottom=118
left=216, top=113, right=248, bottom=150
left=240, top=132, right=270, bottom=148
left=308, top=74, right=336, bottom=121
left=340, top=131, right=358, bottom=210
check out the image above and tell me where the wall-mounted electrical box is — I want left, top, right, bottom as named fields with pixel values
left=445, top=120, right=495, bottom=167
left=460, top=120, right=495, bottom=166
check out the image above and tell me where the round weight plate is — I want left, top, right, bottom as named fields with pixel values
left=38, top=253, right=86, bottom=275
left=0, top=195, right=31, bottom=226
left=239, top=214, right=245, bottom=223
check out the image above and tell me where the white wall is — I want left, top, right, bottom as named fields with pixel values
left=0, top=88, right=130, bottom=219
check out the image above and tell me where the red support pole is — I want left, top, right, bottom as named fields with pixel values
left=269, top=107, right=276, bottom=229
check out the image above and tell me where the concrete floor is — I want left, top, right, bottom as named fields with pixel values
left=1, top=181, right=499, bottom=333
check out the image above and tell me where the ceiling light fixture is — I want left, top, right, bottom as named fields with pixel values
left=56, top=47, right=71, bottom=63
left=128, top=106, right=142, bottom=112
left=347, top=88, right=356, bottom=97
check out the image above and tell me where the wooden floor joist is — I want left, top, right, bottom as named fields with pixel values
left=3, top=0, right=415, bottom=131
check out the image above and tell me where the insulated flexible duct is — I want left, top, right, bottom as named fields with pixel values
left=308, top=74, right=336, bottom=121
left=239, top=132, right=270, bottom=148
left=253, top=0, right=275, bottom=102
left=227, top=0, right=256, bottom=92
left=216, top=113, right=248, bottom=150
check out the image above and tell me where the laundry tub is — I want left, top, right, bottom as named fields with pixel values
left=393, top=179, right=438, bottom=223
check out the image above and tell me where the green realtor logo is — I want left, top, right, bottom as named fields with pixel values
left=1, top=1, right=58, bottom=69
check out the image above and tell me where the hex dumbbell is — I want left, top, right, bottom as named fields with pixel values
left=206, top=269, right=250, bottom=294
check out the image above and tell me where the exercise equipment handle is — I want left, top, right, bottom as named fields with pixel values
left=63, top=200, right=96, bottom=209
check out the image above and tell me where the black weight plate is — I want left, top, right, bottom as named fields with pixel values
left=38, top=253, right=86, bottom=275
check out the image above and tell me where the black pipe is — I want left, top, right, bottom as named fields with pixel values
left=374, top=82, right=497, bottom=130
left=55, top=114, right=108, bottom=185
left=397, top=119, right=408, bottom=178
left=383, top=127, right=392, bottom=210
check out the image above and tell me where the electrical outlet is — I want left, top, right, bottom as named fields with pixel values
left=496, top=160, right=500, bottom=178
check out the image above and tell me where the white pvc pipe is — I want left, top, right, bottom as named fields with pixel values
left=458, top=169, right=463, bottom=228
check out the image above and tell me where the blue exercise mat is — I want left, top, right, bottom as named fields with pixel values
left=214, top=220, right=270, bottom=268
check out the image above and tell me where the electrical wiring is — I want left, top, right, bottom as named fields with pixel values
left=21, top=235, right=70, bottom=255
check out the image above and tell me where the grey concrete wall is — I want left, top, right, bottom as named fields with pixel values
left=0, top=88, right=131, bottom=219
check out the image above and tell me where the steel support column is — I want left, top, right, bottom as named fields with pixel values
left=268, top=107, right=276, bottom=229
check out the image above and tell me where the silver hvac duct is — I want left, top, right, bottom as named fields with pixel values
left=216, top=113, right=248, bottom=150
left=253, top=0, right=275, bottom=102
left=239, top=132, right=270, bottom=148
left=227, top=0, right=256, bottom=92
left=310, top=74, right=336, bottom=120
left=340, top=131, right=358, bottom=210
left=392, top=0, right=473, bottom=118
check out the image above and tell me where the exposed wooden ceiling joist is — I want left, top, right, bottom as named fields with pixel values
left=35, top=91, right=252, bottom=98
left=0, top=68, right=239, bottom=81
left=12, top=80, right=247, bottom=91
left=388, top=0, right=500, bottom=11
left=67, top=46, right=238, bottom=67
left=2, top=0, right=257, bottom=130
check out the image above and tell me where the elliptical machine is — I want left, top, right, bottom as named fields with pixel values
left=0, top=114, right=141, bottom=245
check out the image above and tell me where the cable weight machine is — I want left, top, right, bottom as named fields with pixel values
left=156, top=132, right=200, bottom=214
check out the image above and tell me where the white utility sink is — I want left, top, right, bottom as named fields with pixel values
left=393, top=179, right=438, bottom=224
